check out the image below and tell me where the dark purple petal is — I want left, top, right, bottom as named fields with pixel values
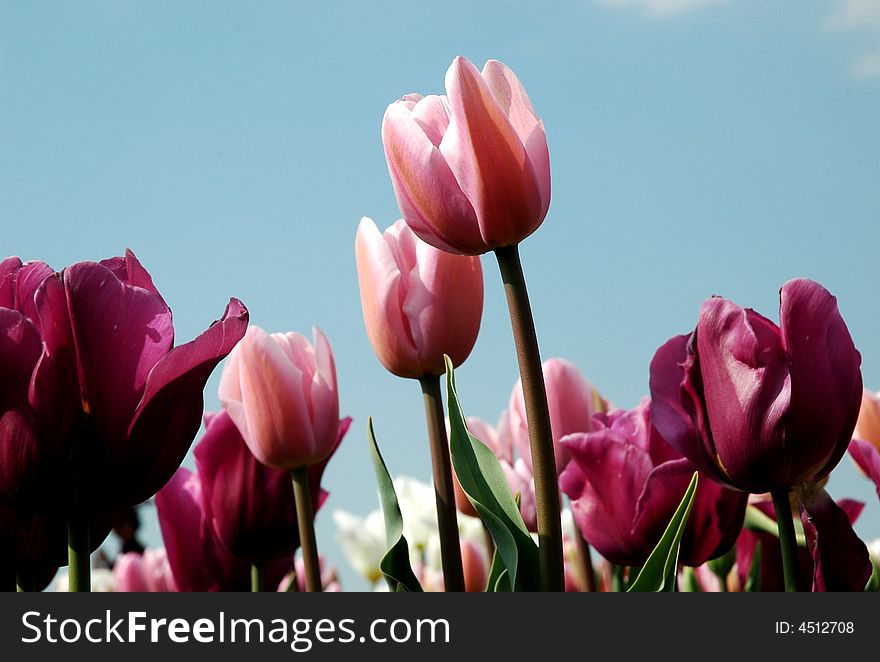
left=849, top=439, right=880, bottom=500
left=28, top=275, right=81, bottom=438
left=63, top=260, right=174, bottom=448
left=560, top=431, right=655, bottom=566
left=780, top=279, right=863, bottom=483
left=680, top=470, right=747, bottom=566
left=798, top=485, right=871, bottom=592
left=630, top=458, right=695, bottom=563
left=11, top=261, right=55, bottom=326
left=92, top=299, right=248, bottom=511
left=696, top=298, right=792, bottom=491
left=195, top=410, right=297, bottom=563
left=155, top=467, right=250, bottom=592
left=649, top=334, right=722, bottom=481
left=0, top=309, right=49, bottom=504
left=0, top=257, right=22, bottom=308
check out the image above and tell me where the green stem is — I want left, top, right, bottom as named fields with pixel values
left=612, top=565, right=627, bottom=592
left=419, top=375, right=465, bottom=592
left=16, top=572, right=35, bottom=593
left=251, top=562, right=264, bottom=592
left=291, top=467, right=322, bottom=592
left=771, top=489, right=800, bottom=592
left=67, top=512, right=90, bottom=592
left=495, top=245, right=564, bottom=592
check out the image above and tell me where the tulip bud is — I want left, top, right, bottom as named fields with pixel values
left=382, top=57, right=550, bottom=255
left=355, top=217, right=483, bottom=378
left=508, top=358, right=599, bottom=474
left=219, top=325, right=339, bottom=470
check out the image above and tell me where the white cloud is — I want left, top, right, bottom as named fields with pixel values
left=825, top=0, right=880, bottom=30
left=596, top=0, right=728, bottom=18
left=826, top=0, right=880, bottom=78
left=851, top=49, right=880, bottom=77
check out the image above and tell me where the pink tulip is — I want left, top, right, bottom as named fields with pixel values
left=382, top=57, right=550, bottom=255
left=219, top=325, right=339, bottom=470
left=508, top=358, right=599, bottom=474
left=355, top=217, right=483, bottom=378
left=277, top=555, right=342, bottom=592
left=855, top=390, right=880, bottom=453
left=114, top=548, right=177, bottom=592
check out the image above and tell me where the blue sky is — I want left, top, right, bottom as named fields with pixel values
left=2, top=0, right=879, bottom=590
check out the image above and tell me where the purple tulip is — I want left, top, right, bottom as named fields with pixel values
left=0, top=251, right=249, bottom=519
left=195, top=410, right=350, bottom=563
left=113, top=548, right=177, bottom=592
left=559, top=398, right=747, bottom=567
left=649, top=278, right=862, bottom=493
left=650, top=278, right=870, bottom=590
left=155, top=467, right=292, bottom=592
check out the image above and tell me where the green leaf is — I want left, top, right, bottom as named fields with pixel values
left=743, top=505, right=807, bottom=547
left=745, top=541, right=762, bottom=592
left=706, top=544, right=736, bottom=584
left=864, top=552, right=880, bottom=592
left=367, top=417, right=423, bottom=593
left=679, top=566, right=701, bottom=592
left=445, top=356, right=539, bottom=592
left=627, top=472, right=699, bottom=592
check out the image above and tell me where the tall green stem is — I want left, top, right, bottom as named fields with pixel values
left=251, top=562, right=264, bottom=592
left=291, top=467, right=322, bottom=592
left=494, top=244, right=564, bottom=592
left=419, top=376, right=465, bottom=592
left=771, top=489, right=800, bottom=592
left=67, top=512, right=90, bottom=592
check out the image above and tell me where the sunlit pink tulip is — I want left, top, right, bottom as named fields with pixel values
left=355, top=217, right=483, bottom=378
left=219, top=325, right=339, bottom=470
left=855, top=390, right=880, bottom=453
left=508, top=358, right=599, bottom=474
left=277, top=556, right=342, bottom=592
left=114, top=548, right=177, bottom=592
left=382, top=57, right=550, bottom=255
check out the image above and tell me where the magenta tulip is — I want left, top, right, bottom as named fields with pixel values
left=650, top=278, right=861, bottom=494
left=355, top=217, right=483, bottom=378
left=650, top=278, right=869, bottom=590
left=155, top=467, right=292, bottom=592
left=113, top=549, right=177, bottom=592
left=560, top=398, right=747, bottom=567
left=508, top=358, right=600, bottom=474
left=382, top=57, right=550, bottom=256
left=195, top=410, right=350, bottom=563
left=850, top=439, right=880, bottom=501
left=219, top=325, right=339, bottom=470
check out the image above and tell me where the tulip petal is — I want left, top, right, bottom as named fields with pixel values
left=798, top=485, right=871, bottom=592
left=0, top=257, right=22, bottom=308
left=382, top=102, right=484, bottom=255
left=63, top=260, right=175, bottom=446
left=355, top=218, right=421, bottom=377
left=849, top=439, right=880, bottom=500
left=99, top=249, right=168, bottom=309
left=90, top=298, right=248, bottom=510
left=780, top=279, right=863, bottom=482
left=194, top=410, right=297, bottom=562
left=631, top=458, right=695, bottom=564
left=482, top=59, right=551, bottom=218
left=560, top=431, right=655, bottom=566
left=697, top=298, right=792, bottom=491
left=155, top=468, right=211, bottom=592
left=649, top=334, right=722, bottom=481
left=442, top=57, right=544, bottom=248
left=11, top=261, right=55, bottom=326
left=854, top=390, right=880, bottom=449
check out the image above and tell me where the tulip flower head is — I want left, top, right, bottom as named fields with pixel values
left=560, top=398, right=747, bottom=568
left=650, top=279, right=862, bottom=494
left=0, top=251, right=249, bottom=519
left=855, top=390, right=880, bottom=453
left=220, top=325, right=339, bottom=470
left=355, top=217, right=483, bottom=378
left=382, top=56, right=550, bottom=255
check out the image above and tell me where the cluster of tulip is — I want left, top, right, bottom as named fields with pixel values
left=2, top=55, right=879, bottom=592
